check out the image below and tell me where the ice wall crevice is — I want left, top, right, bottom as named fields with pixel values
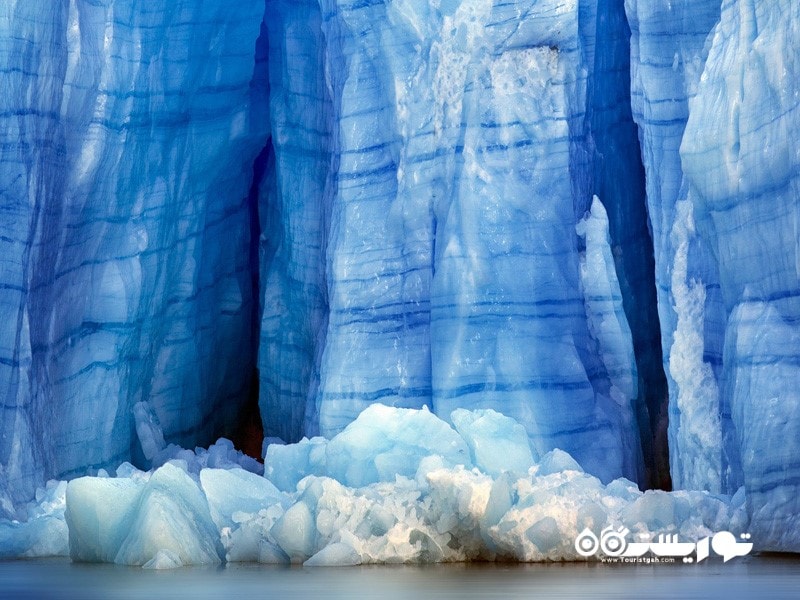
left=625, top=0, right=727, bottom=494
left=588, top=0, right=670, bottom=490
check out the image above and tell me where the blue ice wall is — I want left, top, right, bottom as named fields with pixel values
left=421, top=0, right=641, bottom=483
left=0, top=1, right=267, bottom=514
left=680, top=0, right=800, bottom=552
left=1, top=0, right=798, bottom=554
left=625, top=0, right=732, bottom=494
left=257, top=0, right=649, bottom=485
left=628, top=0, right=800, bottom=550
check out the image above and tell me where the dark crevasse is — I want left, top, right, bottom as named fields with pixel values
left=587, top=0, right=671, bottom=490
left=229, top=9, right=274, bottom=461
left=256, top=0, right=333, bottom=443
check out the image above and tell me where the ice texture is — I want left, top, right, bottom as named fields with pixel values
left=627, top=0, right=800, bottom=550
left=0, top=0, right=799, bottom=559
left=680, top=0, right=800, bottom=551
left=1, top=407, right=750, bottom=566
left=451, top=408, right=535, bottom=477
left=264, top=404, right=473, bottom=491
left=0, top=0, right=268, bottom=510
left=258, top=0, right=650, bottom=487
left=257, top=0, right=332, bottom=443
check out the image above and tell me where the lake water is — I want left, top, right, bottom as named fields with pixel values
left=1, top=556, right=798, bottom=600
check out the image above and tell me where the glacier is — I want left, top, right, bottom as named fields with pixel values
left=0, top=0, right=269, bottom=514
left=627, top=0, right=800, bottom=550
left=259, top=0, right=660, bottom=488
left=0, top=0, right=799, bottom=564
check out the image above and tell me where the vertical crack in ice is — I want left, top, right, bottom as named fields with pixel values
left=589, top=0, right=671, bottom=490
left=232, top=7, right=273, bottom=461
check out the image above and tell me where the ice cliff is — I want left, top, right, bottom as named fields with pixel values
left=0, top=0, right=268, bottom=514
left=260, top=0, right=662, bottom=490
left=0, top=0, right=798, bottom=560
left=628, top=0, right=800, bottom=549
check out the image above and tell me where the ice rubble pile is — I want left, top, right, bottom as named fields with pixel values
left=0, top=406, right=747, bottom=567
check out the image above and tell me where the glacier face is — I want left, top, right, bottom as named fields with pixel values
left=0, top=0, right=268, bottom=514
left=627, top=0, right=800, bottom=549
left=681, top=0, right=800, bottom=551
left=259, top=0, right=660, bottom=487
left=0, top=0, right=799, bottom=557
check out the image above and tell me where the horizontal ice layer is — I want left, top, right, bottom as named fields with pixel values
left=680, top=0, right=800, bottom=552
left=0, top=0, right=268, bottom=511
left=0, top=406, right=750, bottom=566
left=259, top=0, right=646, bottom=484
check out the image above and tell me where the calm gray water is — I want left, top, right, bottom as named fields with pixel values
left=0, top=556, right=798, bottom=600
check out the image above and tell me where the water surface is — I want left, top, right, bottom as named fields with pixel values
left=1, top=556, right=797, bottom=599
